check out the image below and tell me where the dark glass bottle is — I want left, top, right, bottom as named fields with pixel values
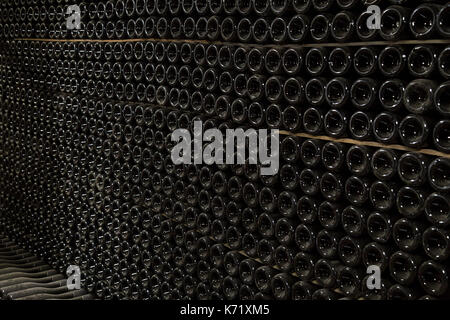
left=380, top=6, right=411, bottom=40
left=337, top=266, right=364, bottom=298
left=322, top=142, right=346, bottom=172
left=254, top=266, right=276, bottom=294
left=398, top=115, right=430, bottom=148
left=341, top=206, right=368, bottom=237
left=271, top=273, right=295, bottom=300
left=387, top=284, right=419, bottom=300
left=435, top=81, right=450, bottom=116
left=300, top=139, right=323, bottom=168
left=438, top=48, right=450, bottom=79
left=312, top=288, right=338, bottom=300
left=242, top=232, right=258, bottom=257
left=362, top=242, right=392, bottom=273
left=314, top=259, right=344, bottom=288
left=295, top=224, right=319, bottom=253
left=404, top=79, right=437, bottom=114
left=389, top=251, right=423, bottom=286
left=274, top=245, right=295, bottom=271
left=396, top=187, right=427, bottom=219
left=318, top=201, right=342, bottom=230
left=410, top=4, right=442, bottom=39
left=316, top=230, right=342, bottom=259
left=350, top=78, right=377, bottom=110
left=303, top=107, right=325, bottom=135
left=325, top=77, right=350, bottom=108
left=282, top=106, right=302, bottom=132
left=436, top=4, right=450, bottom=37
left=398, top=152, right=428, bottom=187
left=346, top=145, right=371, bottom=176
left=278, top=192, right=298, bottom=218
left=328, top=47, right=352, bottom=76
left=223, top=276, right=240, bottom=300
left=367, top=211, right=393, bottom=243
left=324, top=109, right=349, bottom=138
left=293, top=252, right=316, bottom=281
left=372, top=112, right=399, bottom=144
left=422, top=227, right=450, bottom=261
left=379, top=79, right=405, bottom=112
left=320, top=172, right=345, bottom=202
left=429, top=158, right=450, bottom=191
left=288, top=14, right=310, bottom=42
left=306, top=48, right=328, bottom=75
left=356, top=10, right=378, bottom=41
left=371, top=148, right=399, bottom=181
left=425, top=192, right=450, bottom=228
left=310, top=14, right=332, bottom=42
left=239, top=259, right=257, bottom=285
left=297, top=196, right=319, bottom=224
left=418, top=260, right=449, bottom=297
left=338, top=236, right=368, bottom=267
left=299, top=169, right=321, bottom=195
left=305, top=78, right=327, bottom=106
left=378, top=46, right=406, bottom=77
left=354, top=47, right=378, bottom=76
left=408, top=46, right=436, bottom=78
left=392, top=218, right=424, bottom=252
left=331, top=11, right=355, bottom=42
left=292, top=281, right=316, bottom=300
left=433, top=120, right=450, bottom=153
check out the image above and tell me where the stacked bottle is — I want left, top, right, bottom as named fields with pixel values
left=0, top=0, right=449, bottom=301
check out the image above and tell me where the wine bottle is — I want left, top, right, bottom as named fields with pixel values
left=403, top=79, right=437, bottom=114
left=433, top=120, right=450, bottom=153
left=316, top=230, right=342, bottom=259
left=387, top=284, right=419, bottom=300
left=305, top=78, right=327, bottom=106
left=362, top=242, right=392, bottom=273
left=254, top=266, right=276, bottom=294
left=398, top=152, right=429, bottom=187
left=379, top=79, right=405, bottom=112
left=346, top=145, right=371, bottom=176
left=378, top=46, right=406, bottom=77
left=437, top=4, right=450, bottom=37
left=425, top=192, right=450, bottom=228
left=318, top=201, right=342, bottom=230
left=380, top=5, right=411, bottom=40
left=398, top=115, right=430, bottom=148
left=422, top=227, right=450, bottom=261
left=397, top=186, right=428, bottom=219
left=297, top=196, right=319, bottom=224
left=392, top=218, right=424, bottom=252
left=294, top=252, right=316, bottom=281
left=354, top=47, right=378, bottom=76
left=314, top=259, right=344, bottom=288
left=367, top=211, right=393, bottom=243
left=295, top=224, right=319, bottom=253
left=356, top=10, right=378, bottom=41
left=389, top=251, right=423, bottom=285
left=418, top=260, right=449, bottom=297
left=410, top=4, right=442, bottom=39
left=288, top=15, right=309, bottom=42
left=331, top=11, right=355, bottom=42
left=438, top=48, right=450, bottom=79
left=372, top=112, right=399, bottom=144
left=271, top=273, right=295, bottom=300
